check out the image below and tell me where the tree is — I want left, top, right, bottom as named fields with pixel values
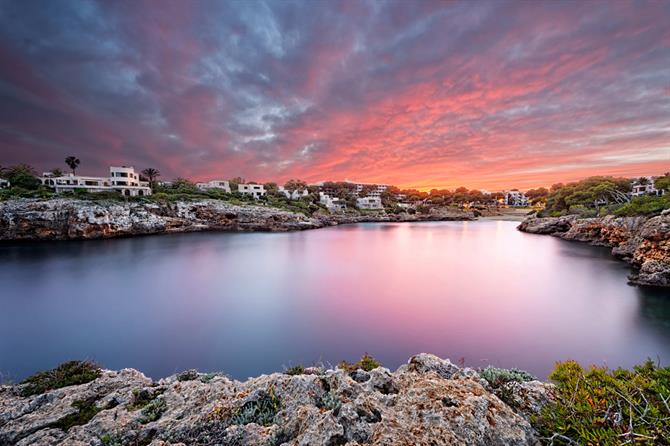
left=50, top=168, right=64, bottom=177
left=637, top=177, right=649, bottom=185
left=654, top=174, right=670, bottom=192
left=3, top=164, right=41, bottom=190
left=544, top=176, right=631, bottom=214
left=526, top=187, right=549, bottom=206
left=283, top=179, right=307, bottom=192
left=141, top=168, right=161, bottom=186
left=229, top=177, right=245, bottom=188
left=65, top=156, right=80, bottom=175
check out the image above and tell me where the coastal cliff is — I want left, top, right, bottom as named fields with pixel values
left=0, top=199, right=474, bottom=241
left=518, top=213, right=670, bottom=287
left=0, top=355, right=552, bottom=446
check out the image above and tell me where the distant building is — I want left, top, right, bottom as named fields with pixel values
left=357, top=196, right=383, bottom=210
left=351, top=182, right=388, bottom=197
left=238, top=183, right=266, bottom=198
left=631, top=177, right=662, bottom=197
left=41, top=166, right=151, bottom=197
left=0, top=178, right=9, bottom=189
left=319, top=192, right=346, bottom=212
left=278, top=186, right=309, bottom=200
left=505, top=190, right=529, bottom=207
left=196, top=180, right=231, bottom=193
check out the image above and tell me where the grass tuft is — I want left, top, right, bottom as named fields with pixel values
left=20, top=360, right=101, bottom=397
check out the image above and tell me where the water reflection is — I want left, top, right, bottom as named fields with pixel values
left=1, top=221, right=668, bottom=380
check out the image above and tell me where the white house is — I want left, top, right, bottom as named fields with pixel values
left=319, top=192, right=346, bottom=212
left=196, top=180, right=231, bottom=193
left=42, top=166, right=152, bottom=197
left=351, top=182, right=388, bottom=197
left=505, top=190, right=529, bottom=207
left=238, top=183, right=266, bottom=198
left=631, top=177, right=662, bottom=197
left=357, top=196, right=383, bottom=210
left=278, top=186, right=309, bottom=200
left=0, top=178, right=9, bottom=189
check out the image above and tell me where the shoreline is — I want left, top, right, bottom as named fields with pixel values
left=517, top=213, right=670, bottom=287
left=0, top=197, right=480, bottom=243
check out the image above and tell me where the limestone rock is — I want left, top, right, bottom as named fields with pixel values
left=518, top=214, right=670, bottom=287
left=0, top=355, right=552, bottom=445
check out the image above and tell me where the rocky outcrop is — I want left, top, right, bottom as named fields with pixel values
left=0, top=199, right=324, bottom=241
left=0, top=355, right=553, bottom=446
left=518, top=214, right=670, bottom=287
left=0, top=199, right=475, bottom=241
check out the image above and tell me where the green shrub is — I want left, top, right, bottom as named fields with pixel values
left=49, top=397, right=102, bottom=431
left=127, top=387, right=165, bottom=411
left=532, top=359, right=670, bottom=445
left=284, top=365, right=305, bottom=376
left=316, top=391, right=341, bottom=412
left=338, top=353, right=382, bottom=373
left=138, top=398, right=167, bottom=424
left=231, top=386, right=281, bottom=426
left=479, top=366, right=535, bottom=388
left=20, top=360, right=101, bottom=396
left=613, top=195, right=670, bottom=217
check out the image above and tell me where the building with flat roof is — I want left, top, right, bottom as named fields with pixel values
left=238, top=183, right=266, bottom=198
left=357, top=196, right=383, bottom=210
left=41, top=166, right=152, bottom=197
left=196, top=180, right=231, bottom=193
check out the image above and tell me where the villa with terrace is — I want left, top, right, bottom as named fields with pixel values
left=504, top=190, right=529, bottom=207
left=41, top=166, right=152, bottom=197
left=278, top=186, right=309, bottom=200
left=357, top=196, right=383, bottom=210
left=319, top=192, right=347, bottom=212
left=631, top=177, right=664, bottom=197
left=196, top=180, right=231, bottom=193
left=238, top=183, right=266, bottom=198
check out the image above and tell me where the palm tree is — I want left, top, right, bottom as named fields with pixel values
left=141, top=168, right=161, bottom=187
left=65, top=156, right=80, bottom=175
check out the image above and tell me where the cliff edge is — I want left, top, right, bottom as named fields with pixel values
left=518, top=212, right=670, bottom=287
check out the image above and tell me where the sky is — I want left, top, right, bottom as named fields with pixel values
left=0, top=0, right=668, bottom=191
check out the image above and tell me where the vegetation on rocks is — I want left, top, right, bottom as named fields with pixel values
left=533, top=359, right=670, bottom=445
left=231, top=386, right=281, bottom=427
left=138, top=398, right=167, bottom=424
left=19, top=360, right=101, bottom=396
left=541, top=175, right=669, bottom=218
left=338, top=353, right=383, bottom=373
left=480, top=366, right=536, bottom=388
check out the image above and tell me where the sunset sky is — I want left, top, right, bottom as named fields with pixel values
left=0, top=0, right=668, bottom=191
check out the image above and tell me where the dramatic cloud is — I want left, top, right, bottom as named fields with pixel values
left=0, top=0, right=668, bottom=189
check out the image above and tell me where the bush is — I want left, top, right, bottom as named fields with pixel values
left=338, top=353, right=382, bottom=373
left=49, top=397, right=103, bottom=431
left=138, top=398, right=167, bottom=424
left=532, top=359, right=670, bottom=445
left=231, top=386, right=281, bottom=426
left=20, top=360, right=101, bottom=396
left=284, top=365, right=305, bottom=376
left=479, top=366, right=535, bottom=388
left=613, top=195, right=670, bottom=217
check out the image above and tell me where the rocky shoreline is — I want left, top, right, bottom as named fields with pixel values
left=517, top=213, right=670, bottom=287
left=0, top=354, right=553, bottom=446
left=0, top=198, right=474, bottom=242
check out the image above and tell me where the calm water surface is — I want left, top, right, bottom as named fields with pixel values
left=1, top=221, right=669, bottom=381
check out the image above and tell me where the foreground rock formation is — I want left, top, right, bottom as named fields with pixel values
left=0, top=199, right=474, bottom=241
left=0, top=355, right=553, bottom=446
left=518, top=213, right=670, bottom=287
